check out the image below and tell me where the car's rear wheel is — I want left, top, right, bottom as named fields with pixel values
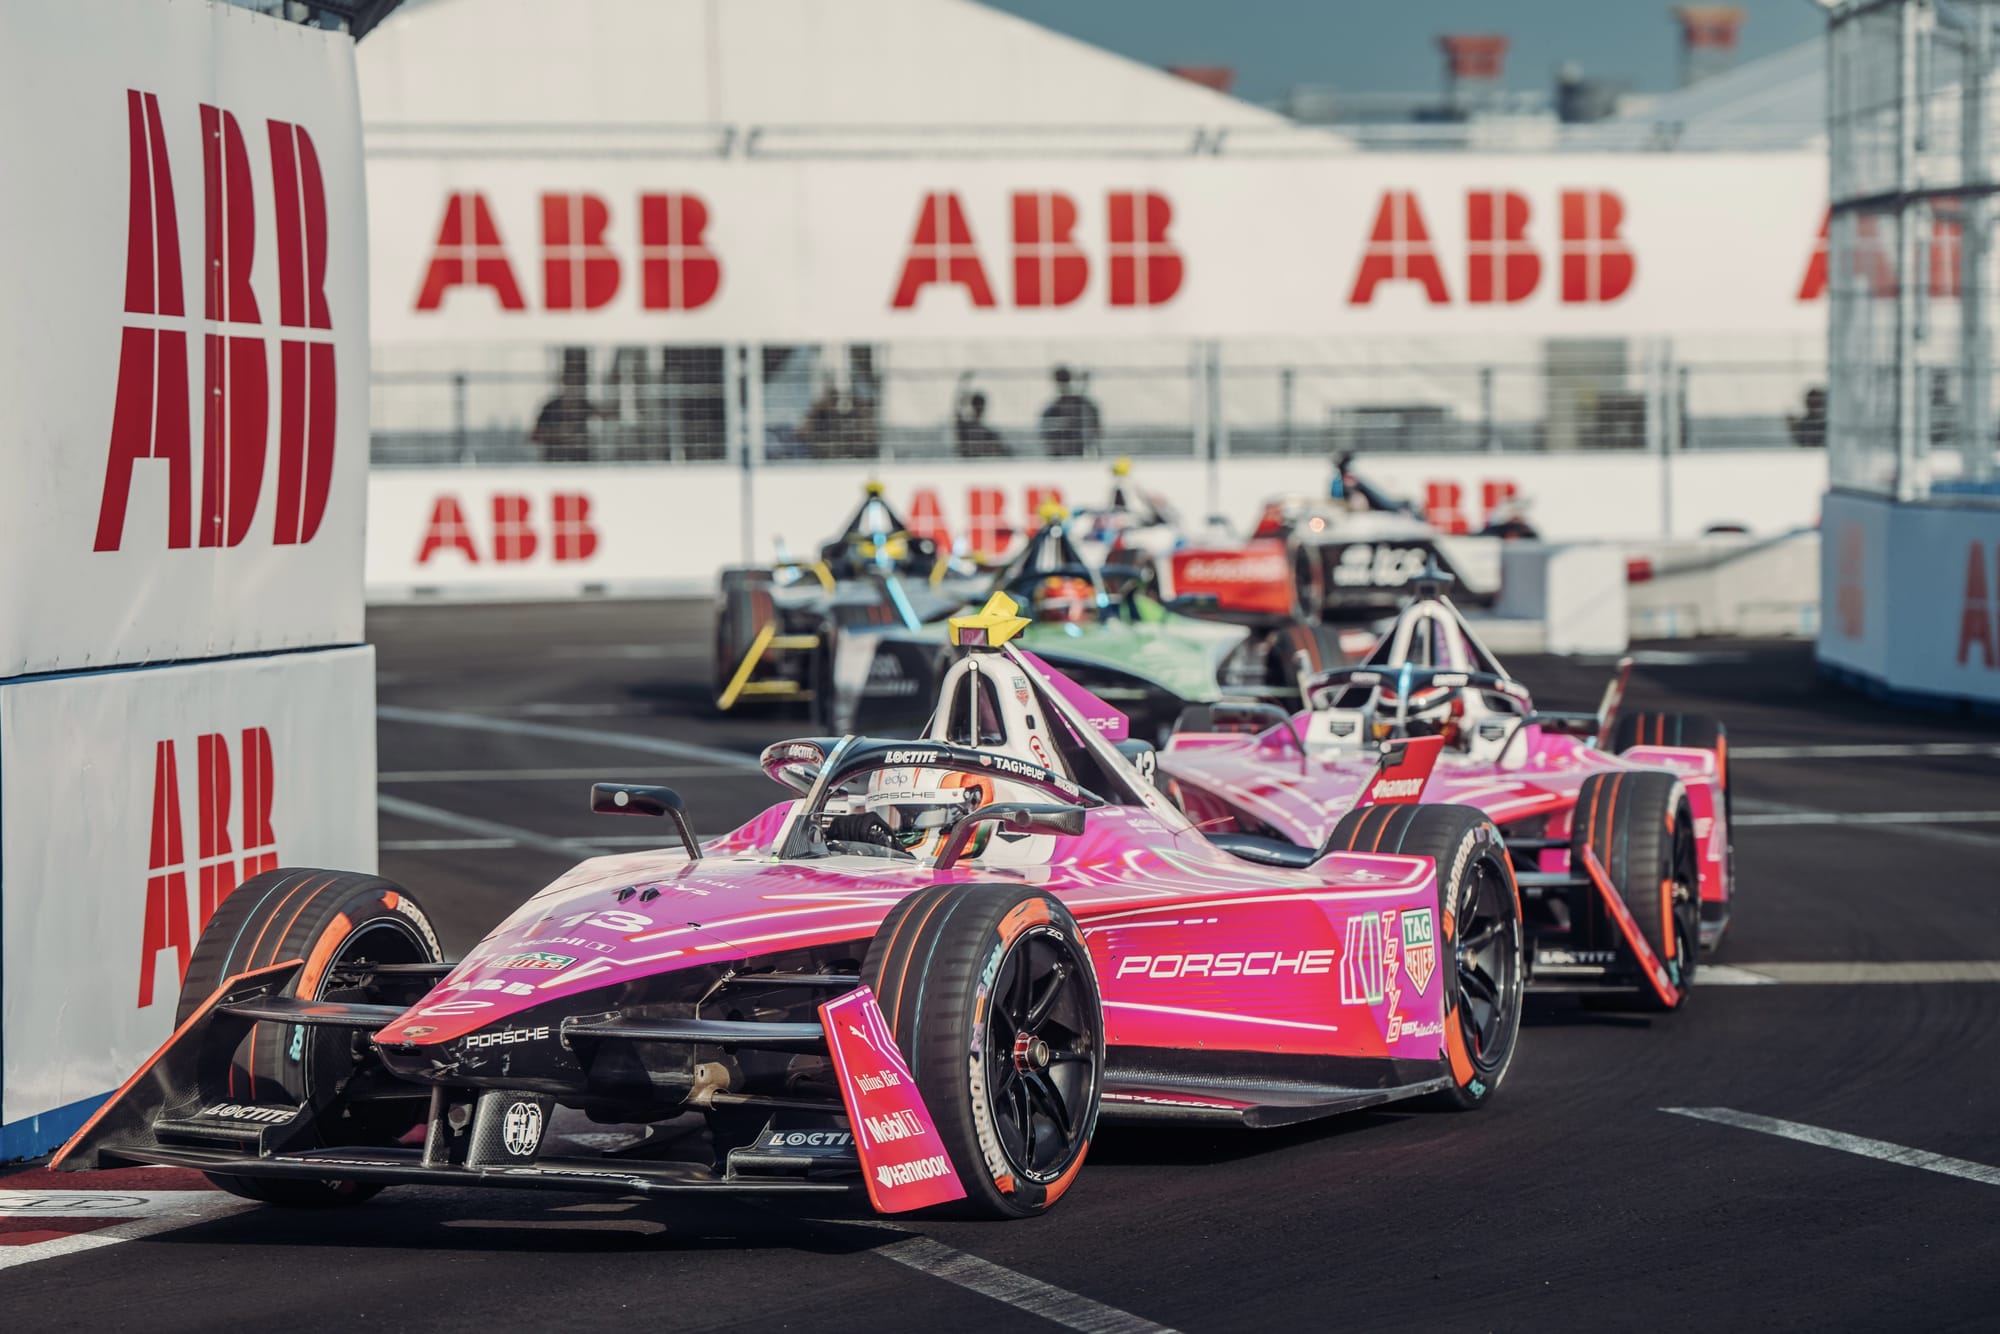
left=1319, top=803, right=1523, bottom=1109
left=1572, top=772, right=1699, bottom=1009
left=863, top=885, right=1102, bottom=1218
left=713, top=568, right=777, bottom=711
left=176, top=869, right=443, bottom=1205
left=1611, top=711, right=1728, bottom=818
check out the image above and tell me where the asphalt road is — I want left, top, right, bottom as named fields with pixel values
left=6, top=600, right=2000, bottom=1332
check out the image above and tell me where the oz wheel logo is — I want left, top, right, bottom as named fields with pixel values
left=501, top=1101, right=543, bottom=1157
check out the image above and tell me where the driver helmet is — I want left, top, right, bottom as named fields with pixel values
left=1035, top=575, right=1095, bottom=624
left=863, top=769, right=996, bottom=858
left=1374, top=683, right=1463, bottom=747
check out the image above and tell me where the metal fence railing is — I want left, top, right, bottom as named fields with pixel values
left=369, top=340, right=1832, bottom=468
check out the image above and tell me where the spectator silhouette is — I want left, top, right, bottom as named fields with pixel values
left=955, top=390, right=1009, bottom=458
left=530, top=351, right=608, bottom=463
left=1039, top=365, right=1101, bottom=457
left=1789, top=386, right=1827, bottom=449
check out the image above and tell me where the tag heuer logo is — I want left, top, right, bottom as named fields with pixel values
left=1403, top=908, right=1437, bottom=994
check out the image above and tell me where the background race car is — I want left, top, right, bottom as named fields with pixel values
left=1159, top=572, right=1732, bottom=1010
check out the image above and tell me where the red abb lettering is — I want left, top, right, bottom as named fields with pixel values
left=551, top=492, right=599, bottom=562
left=139, top=728, right=277, bottom=1007
left=1349, top=191, right=1450, bottom=305
left=967, top=487, right=1008, bottom=555
left=139, top=739, right=191, bottom=1009
left=1467, top=191, right=1539, bottom=304
left=96, top=91, right=340, bottom=554
left=639, top=193, right=721, bottom=310
left=891, top=192, right=997, bottom=309
left=1480, top=480, right=1519, bottom=525
left=491, top=493, right=538, bottom=563
left=1107, top=192, right=1183, bottom=307
left=1012, top=192, right=1088, bottom=307
left=906, top=488, right=951, bottom=548
left=542, top=192, right=620, bottom=311
left=269, top=120, right=338, bottom=545
left=417, top=493, right=597, bottom=563
left=1961, top=542, right=1997, bottom=668
left=1560, top=191, right=1635, bottom=304
left=416, top=191, right=526, bottom=311
left=417, top=494, right=480, bottom=564
left=97, top=92, right=193, bottom=552
left=1424, top=480, right=1470, bottom=535
left=1797, top=210, right=1957, bottom=301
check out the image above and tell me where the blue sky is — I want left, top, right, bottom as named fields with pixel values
left=979, top=1, right=1825, bottom=104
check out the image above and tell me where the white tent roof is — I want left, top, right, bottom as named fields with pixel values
left=360, top=0, right=1310, bottom=145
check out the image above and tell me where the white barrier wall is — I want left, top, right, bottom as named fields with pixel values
left=0, top=0, right=370, bottom=676
left=367, top=452, right=1830, bottom=599
left=0, top=648, right=378, bottom=1142
left=1819, top=492, right=2000, bottom=705
left=369, top=154, right=1829, bottom=345
left=0, top=1, right=374, bottom=1161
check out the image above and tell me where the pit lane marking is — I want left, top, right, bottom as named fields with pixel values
left=378, top=793, right=614, bottom=860
left=1664, top=1108, right=2000, bottom=1189
left=1734, top=810, right=2000, bottom=827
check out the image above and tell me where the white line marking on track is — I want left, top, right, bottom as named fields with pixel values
left=0, top=1191, right=252, bottom=1271
left=377, top=793, right=611, bottom=859
left=380, top=837, right=521, bottom=852
left=862, top=1228, right=1180, bottom=1333
left=381, top=765, right=747, bottom=784
left=1735, top=810, right=2000, bottom=827
left=1732, top=742, right=2000, bottom=760
left=377, top=704, right=764, bottom=772
left=1664, top=1107, right=2000, bottom=1188
left=1703, top=961, right=2000, bottom=984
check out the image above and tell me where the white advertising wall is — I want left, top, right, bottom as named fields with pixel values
left=1819, top=492, right=2000, bottom=705
left=367, top=451, right=1830, bottom=598
left=367, top=153, right=1829, bottom=346
left=0, top=0, right=370, bottom=676
left=0, top=646, right=378, bottom=1133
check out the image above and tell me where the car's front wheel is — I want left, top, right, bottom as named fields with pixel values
left=863, top=884, right=1103, bottom=1218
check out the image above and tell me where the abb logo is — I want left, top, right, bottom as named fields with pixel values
left=902, top=485, right=1066, bottom=555
left=96, top=91, right=339, bottom=553
left=414, top=191, right=719, bottom=312
left=1348, top=189, right=1634, bottom=306
left=1798, top=210, right=1965, bottom=301
left=417, top=493, right=601, bottom=564
left=1422, top=479, right=1521, bottom=534
left=1960, top=542, right=2000, bottom=668
left=138, top=728, right=277, bottom=1007
left=891, top=191, right=1183, bottom=310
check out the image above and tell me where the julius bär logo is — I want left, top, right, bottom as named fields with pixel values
left=139, top=728, right=278, bottom=1007
left=96, top=91, right=339, bottom=554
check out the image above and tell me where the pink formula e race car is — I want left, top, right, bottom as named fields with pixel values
left=1159, top=575, right=1732, bottom=1011
left=56, top=593, right=1524, bottom=1220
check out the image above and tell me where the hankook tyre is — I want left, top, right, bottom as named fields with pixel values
left=1320, top=803, right=1524, bottom=1110
left=175, top=869, right=444, bottom=1205
left=1572, top=772, right=1699, bottom=1010
left=1610, top=711, right=1729, bottom=820
left=862, top=884, right=1103, bottom=1219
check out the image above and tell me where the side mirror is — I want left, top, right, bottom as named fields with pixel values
left=933, top=802, right=1086, bottom=870
left=590, top=783, right=702, bottom=861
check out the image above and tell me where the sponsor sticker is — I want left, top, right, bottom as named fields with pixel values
left=819, top=986, right=965, bottom=1213
left=1402, top=908, right=1437, bottom=994
left=463, top=1025, right=551, bottom=1050
left=488, top=951, right=576, bottom=972
left=200, top=1102, right=297, bottom=1125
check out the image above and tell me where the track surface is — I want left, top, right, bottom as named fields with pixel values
left=7, top=601, right=2000, bottom=1331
